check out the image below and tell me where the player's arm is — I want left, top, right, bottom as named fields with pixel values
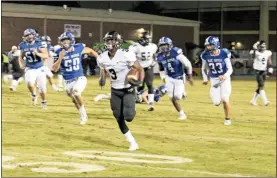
left=34, top=42, right=49, bottom=59
left=222, top=57, right=233, bottom=80
left=52, top=49, right=66, bottom=72
left=201, top=59, right=209, bottom=85
left=132, top=60, right=145, bottom=83
left=158, top=62, right=166, bottom=83
left=268, top=52, right=273, bottom=75
left=99, top=69, right=107, bottom=89
left=18, top=49, right=25, bottom=69
left=82, top=47, right=98, bottom=57
left=177, top=54, right=193, bottom=85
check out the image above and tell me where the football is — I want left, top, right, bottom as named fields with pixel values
left=127, top=68, right=139, bottom=81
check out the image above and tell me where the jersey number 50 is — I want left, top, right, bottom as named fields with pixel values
left=64, top=58, right=80, bottom=72
left=209, top=63, right=223, bottom=74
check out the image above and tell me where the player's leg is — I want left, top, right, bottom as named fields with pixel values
left=250, top=70, right=261, bottom=105
left=3, top=73, right=13, bottom=84
left=9, top=72, right=22, bottom=91
left=94, top=93, right=111, bottom=102
left=182, top=74, right=187, bottom=99
left=36, top=68, right=47, bottom=109
left=172, top=78, right=186, bottom=120
left=259, top=72, right=269, bottom=105
left=209, top=78, right=222, bottom=106
left=122, top=89, right=138, bottom=151
left=45, top=66, right=60, bottom=91
left=221, top=78, right=232, bottom=125
left=57, top=72, right=64, bottom=89
left=70, top=77, right=88, bottom=124
left=25, top=68, right=38, bottom=105
left=145, top=67, right=155, bottom=111
left=110, top=89, right=135, bottom=150
left=137, top=68, right=147, bottom=92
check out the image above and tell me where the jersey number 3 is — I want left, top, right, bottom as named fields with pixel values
left=109, top=69, right=117, bottom=80
left=209, top=63, right=223, bottom=74
left=64, top=58, right=80, bottom=72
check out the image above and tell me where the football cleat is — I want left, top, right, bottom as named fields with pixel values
left=224, top=119, right=231, bottom=126
left=128, top=142, right=139, bottom=151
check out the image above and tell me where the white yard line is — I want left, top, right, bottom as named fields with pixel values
left=3, top=151, right=254, bottom=177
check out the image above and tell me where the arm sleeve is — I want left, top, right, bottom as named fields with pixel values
left=223, top=58, right=233, bottom=78
left=176, top=54, right=192, bottom=75
left=201, top=59, right=208, bottom=82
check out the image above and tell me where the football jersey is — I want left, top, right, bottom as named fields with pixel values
left=129, top=42, right=157, bottom=68
left=18, top=40, right=47, bottom=69
left=157, top=47, right=185, bottom=79
left=55, top=43, right=85, bottom=80
left=250, top=50, right=272, bottom=71
left=200, top=48, right=231, bottom=78
left=97, top=49, right=137, bottom=89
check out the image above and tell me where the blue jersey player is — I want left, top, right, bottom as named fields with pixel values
left=136, top=84, right=167, bottom=104
left=18, top=28, right=49, bottom=108
left=157, top=37, right=193, bottom=120
left=201, top=36, right=233, bottom=126
left=40, top=35, right=61, bottom=91
left=52, top=32, right=98, bottom=125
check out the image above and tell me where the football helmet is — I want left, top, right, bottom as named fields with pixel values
left=103, top=31, right=123, bottom=51
left=138, top=32, right=152, bottom=46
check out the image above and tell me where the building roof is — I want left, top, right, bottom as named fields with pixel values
left=2, top=3, right=200, bottom=27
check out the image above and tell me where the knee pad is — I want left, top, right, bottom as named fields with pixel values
left=214, top=102, right=221, bottom=106
left=125, top=115, right=135, bottom=122
left=222, top=97, right=229, bottom=103
left=173, top=95, right=182, bottom=100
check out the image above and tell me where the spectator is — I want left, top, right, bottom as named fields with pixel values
left=2, top=53, right=9, bottom=73
left=82, top=53, right=97, bottom=76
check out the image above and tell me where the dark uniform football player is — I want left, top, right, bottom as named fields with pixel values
left=129, top=32, right=158, bottom=111
left=97, top=31, right=144, bottom=151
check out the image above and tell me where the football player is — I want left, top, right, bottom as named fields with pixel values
left=40, top=35, right=61, bottom=91
left=18, top=28, right=49, bottom=109
left=52, top=32, right=98, bottom=125
left=249, top=41, right=273, bottom=106
left=53, top=43, right=64, bottom=89
left=129, top=32, right=158, bottom=111
left=157, top=37, right=193, bottom=120
left=3, top=46, right=24, bottom=91
left=97, top=31, right=144, bottom=151
left=201, top=36, right=233, bottom=126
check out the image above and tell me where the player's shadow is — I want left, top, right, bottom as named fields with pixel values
left=47, top=131, right=121, bottom=148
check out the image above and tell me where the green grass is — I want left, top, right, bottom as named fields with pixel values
left=2, top=77, right=276, bottom=177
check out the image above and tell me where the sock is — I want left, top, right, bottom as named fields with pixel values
left=41, top=100, right=47, bottom=104
left=148, top=94, right=154, bottom=104
left=11, top=80, right=18, bottom=88
left=124, top=130, right=136, bottom=144
left=18, top=77, right=24, bottom=83
left=225, top=118, right=230, bottom=120
left=79, top=105, right=87, bottom=118
left=58, top=75, right=63, bottom=87
left=32, top=92, right=36, bottom=97
left=251, top=92, right=259, bottom=103
left=179, top=110, right=185, bottom=116
left=260, top=90, right=269, bottom=105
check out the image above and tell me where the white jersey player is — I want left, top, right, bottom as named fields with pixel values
left=249, top=41, right=273, bottom=106
left=129, top=32, right=158, bottom=111
left=97, top=31, right=144, bottom=151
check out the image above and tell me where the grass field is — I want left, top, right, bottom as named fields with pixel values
left=2, top=77, right=276, bottom=177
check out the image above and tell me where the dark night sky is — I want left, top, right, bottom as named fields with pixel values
left=3, top=1, right=276, bottom=11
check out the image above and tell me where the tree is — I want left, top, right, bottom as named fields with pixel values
left=131, top=1, right=164, bottom=15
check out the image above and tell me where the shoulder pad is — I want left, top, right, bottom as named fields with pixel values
left=172, top=47, right=183, bottom=56
left=221, top=48, right=230, bottom=54
left=18, top=42, right=25, bottom=50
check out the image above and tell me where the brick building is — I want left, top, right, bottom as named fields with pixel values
left=2, top=3, right=200, bottom=53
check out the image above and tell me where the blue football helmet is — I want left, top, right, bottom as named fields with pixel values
left=204, top=36, right=220, bottom=52
left=158, top=36, right=173, bottom=54
left=23, top=28, right=37, bottom=43
left=59, top=32, right=75, bottom=49
left=41, top=36, right=52, bottom=44
left=158, top=85, right=167, bottom=96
